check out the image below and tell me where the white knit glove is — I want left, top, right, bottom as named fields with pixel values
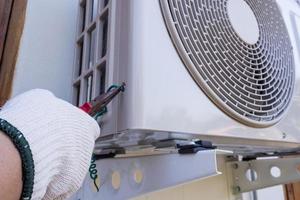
left=0, top=89, right=100, bottom=200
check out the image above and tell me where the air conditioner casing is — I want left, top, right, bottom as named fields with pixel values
left=98, top=0, right=300, bottom=153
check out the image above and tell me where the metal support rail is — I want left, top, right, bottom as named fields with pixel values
left=228, top=156, right=300, bottom=194
left=72, top=150, right=220, bottom=200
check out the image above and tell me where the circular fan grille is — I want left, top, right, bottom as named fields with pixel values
left=160, top=0, right=295, bottom=127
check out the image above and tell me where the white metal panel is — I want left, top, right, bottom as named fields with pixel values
left=104, top=0, right=300, bottom=149
left=72, top=150, right=220, bottom=200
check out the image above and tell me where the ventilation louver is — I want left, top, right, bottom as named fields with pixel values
left=160, top=0, right=295, bottom=127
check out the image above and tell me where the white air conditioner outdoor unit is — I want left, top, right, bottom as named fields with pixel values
left=97, top=0, right=300, bottom=154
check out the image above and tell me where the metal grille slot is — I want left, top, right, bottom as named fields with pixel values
left=160, top=0, right=295, bottom=127
left=73, top=0, right=110, bottom=106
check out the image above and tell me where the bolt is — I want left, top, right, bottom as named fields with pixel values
left=232, top=163, right=239, bottom=169
left=282, top=132, right=287, bottom=139
left=233, top=186, right=241, bottom=193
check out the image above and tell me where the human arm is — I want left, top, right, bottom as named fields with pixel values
left=0, top=89, right=100, bottom=200
left=0, top=131, right=22, bottom=200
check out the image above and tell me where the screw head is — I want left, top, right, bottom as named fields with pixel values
left=233, top=186, right=241, bottom=193
left=232, top=163, right=239, bottom=169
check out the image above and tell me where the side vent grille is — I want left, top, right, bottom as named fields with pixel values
left=73, top=0, right=110, bottom=106
left=160, top=0, right=295, bottom=127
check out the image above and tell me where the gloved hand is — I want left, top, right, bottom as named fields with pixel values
left=0, top=89, right=100, bottom=200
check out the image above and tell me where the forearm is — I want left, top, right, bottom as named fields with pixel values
left=0, top=89, right=100, bottom=199
left=0, top=131, right=22, bottom=200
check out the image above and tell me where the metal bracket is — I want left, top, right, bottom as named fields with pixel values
left=227, top=156, right=300, bottom=194
left=72, top=150, right=221, bottom=200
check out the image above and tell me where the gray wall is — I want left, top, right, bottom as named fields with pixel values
left=12, top=0, right=78, bottom=101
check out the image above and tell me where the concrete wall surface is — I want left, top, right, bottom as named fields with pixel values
left=12, top=0, right=78, bottom=101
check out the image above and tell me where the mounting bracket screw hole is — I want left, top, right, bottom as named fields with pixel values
left=133, top=169, right=144, bottom=184
left=245, top=168, right=258, bottom=182
left=111, top=171, right=121, bottom=190
left=270, top=166, right=281, bottom=178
